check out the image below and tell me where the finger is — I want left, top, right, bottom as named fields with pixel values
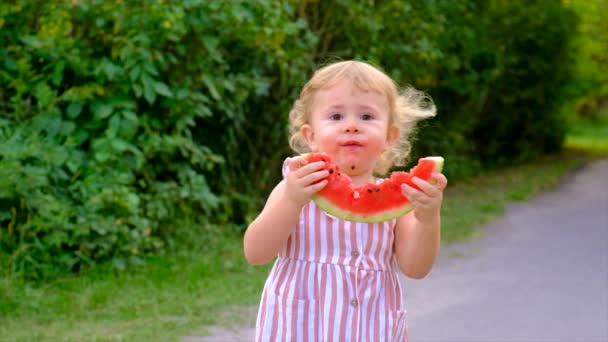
left=294, top=160, right=326, bottom=176
left=288, top=156, right=307, bottom=172
left=307, top=179, right=328, bottom=193
left=401, top=184, right=427, bottom=204
left=411, top=177, right=440, bottom=197
left=430, top=172, right=448, bottom=190
left=300, top=169, right=330, bottom=185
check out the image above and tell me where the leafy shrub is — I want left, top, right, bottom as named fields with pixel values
left=0, top=0, right=314, bottom=280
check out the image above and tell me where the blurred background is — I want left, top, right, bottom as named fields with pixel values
left=1, top=0, right=606, bottom=340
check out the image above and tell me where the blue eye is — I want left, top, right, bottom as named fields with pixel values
left=361, top=113, right=373, bottom=120
left=330, top=113, right=342, bottom=120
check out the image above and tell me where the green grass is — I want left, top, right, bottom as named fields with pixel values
left=0, top=242, right=272, bottom=341
left=564, top=115, right=608, bottom=155
left=1, top=118, right=606, bottom=340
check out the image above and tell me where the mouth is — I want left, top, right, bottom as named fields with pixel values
left=341, top=140, right=363, bottom=147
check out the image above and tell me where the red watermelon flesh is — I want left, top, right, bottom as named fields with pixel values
left=303, top=153, right=444, bottom=223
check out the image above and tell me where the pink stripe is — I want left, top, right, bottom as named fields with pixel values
left=328, top=267, right=339, bottom=340
left=368, top=272, right=377, bottom=339
left=325, top=214, right=334, bottom=264
left=360, top=223, right=369, bottom=269
left=344, top=266, right=355, bottom=341
left=256, top=289, right=268, bottom=341
left=350, top=221, right=358, bottom=267
left=358, top=272, right=367, bottom=340
left=350, top=275, right=360, bottom=340
left=292, top=214, right=301, bottom=260
left=372, top=275, right=381, bottom=341
left=385, top=308, right=390, bottom=341
left=302, top=205, right=310, bottom=260
left=279, top=295, right=287, bottom=340
left=367, top=223, right=379, bottom=270
left=281, top=261, right=300, bottom=339
left=319, top=264, right=328, bottom=338
left=268, top=293, right=279, bottom=342
left=384, top=221, right=393, bottom=267
left=285, top=230, right=293, bottom=258
left=289, top=263, right=302, bottom=339
left=273, top=261, right=290, bottom=294
left=373, top=223, right=384, bottom=269
left=302, top=261, right=311, bottom=341
left=364, top=274, right=374, bottom=341
left=314, top=207, right=322, bottom=262
left=394, top=272, right=403, bottom=308
left=337, top=220, right=346, bottom=264
left=338, top=267, right=349, bottom=342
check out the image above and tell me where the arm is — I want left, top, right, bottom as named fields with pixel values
left=243, top=180, right=302, bottom=265
left=394, top=172, right=448, bottom=279
left=243, top=158, right=328, bottom=265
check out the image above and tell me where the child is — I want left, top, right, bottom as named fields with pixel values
left=243, top=60, right=448, bottom=341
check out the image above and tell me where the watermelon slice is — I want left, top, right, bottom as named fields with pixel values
left=304, top=153, right=444, bottom=223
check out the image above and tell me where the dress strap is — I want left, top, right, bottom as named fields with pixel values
left=281, top=157, right=292, bottom=178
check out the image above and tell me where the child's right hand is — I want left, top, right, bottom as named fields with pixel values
left=284, top=157, right=329, bottom=207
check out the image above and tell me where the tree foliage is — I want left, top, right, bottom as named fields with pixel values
left=564, top=0, right=608, bottom=119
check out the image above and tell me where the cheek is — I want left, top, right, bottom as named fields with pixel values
left=313, top=128, right=340, bottom=150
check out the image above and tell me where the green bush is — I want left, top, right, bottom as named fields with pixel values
left=0, top=0, right=314, bottom=280
left=470, top=0, right=578, bottom=166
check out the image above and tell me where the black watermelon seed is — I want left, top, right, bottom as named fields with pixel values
left=329, top=169, right=334, bottom=174
left=374, top=187, right=380, bottom=192
left=351, top=166, right=355, bottom=170
left=367, top=188, right=372, bottom=193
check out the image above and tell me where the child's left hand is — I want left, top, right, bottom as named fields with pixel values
left=401, top=172, right=448, bottom=224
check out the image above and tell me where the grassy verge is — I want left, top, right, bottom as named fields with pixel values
left=564, top=116, right=608, bottom=154
left=1, top=134, right=606, bottom=341
left=0, top=241, right=272, bottom=341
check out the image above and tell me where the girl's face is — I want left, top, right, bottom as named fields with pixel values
left=301, top=78, right=399, bottom=182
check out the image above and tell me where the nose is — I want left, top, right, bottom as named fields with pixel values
left=344, top=119, right=359, bottom=133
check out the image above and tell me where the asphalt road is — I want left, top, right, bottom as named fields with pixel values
left=401, top=159, right=608, bottom=342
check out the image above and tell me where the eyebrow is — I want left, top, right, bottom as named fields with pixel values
left=358, top=104, right=380, bottom=113
left=324, top=104, right=380, bottom=113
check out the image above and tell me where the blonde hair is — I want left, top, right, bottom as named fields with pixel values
left=288, top=60, right=436, bottom=175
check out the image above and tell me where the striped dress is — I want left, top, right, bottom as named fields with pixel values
left=255, top=159, right=408, bottom=341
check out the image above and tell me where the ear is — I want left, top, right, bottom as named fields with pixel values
left=301, top=124, right=317, bottom=151
left=387, top=125, right=400, bottom=146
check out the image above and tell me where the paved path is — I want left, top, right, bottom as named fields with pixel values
left=192, top=159, right=608, bottom=341
left=401, top=159, right=608, bottom=342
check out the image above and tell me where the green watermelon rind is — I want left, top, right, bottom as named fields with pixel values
left=312, top=156, right=444, bottom=223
